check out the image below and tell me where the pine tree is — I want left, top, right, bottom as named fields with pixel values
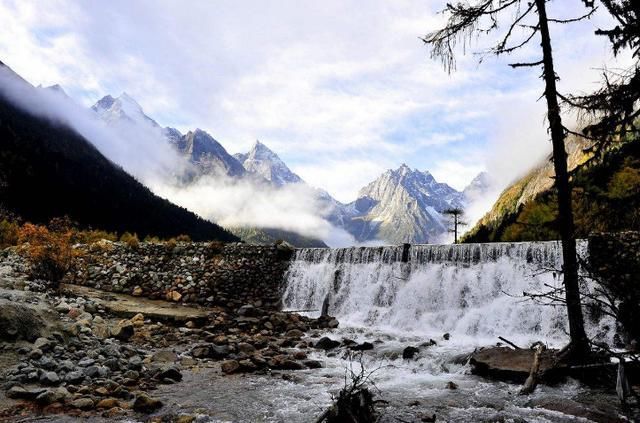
left=423, top=0, right=595, bottom=359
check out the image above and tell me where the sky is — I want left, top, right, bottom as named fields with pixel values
left=0, top=0, right=629, bottom=203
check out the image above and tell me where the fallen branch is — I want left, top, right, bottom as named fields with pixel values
left=498, top=336, right=522, bottom=350
left=520, top=344, right=545, bottom=395
left=284, top=309, right=319, bottom=313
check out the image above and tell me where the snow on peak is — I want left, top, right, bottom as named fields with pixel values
left=92, top=92, right=158, bottom=128
left=237, top=141, right=302, bottom=186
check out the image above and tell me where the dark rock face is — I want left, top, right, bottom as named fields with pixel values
left=68, top=242, right=293, bottom=310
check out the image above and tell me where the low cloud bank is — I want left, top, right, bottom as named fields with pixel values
left=0, top=67, right=357, bottom=246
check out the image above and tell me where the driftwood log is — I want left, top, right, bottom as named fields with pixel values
left=520, top=344, right=546, bottom=395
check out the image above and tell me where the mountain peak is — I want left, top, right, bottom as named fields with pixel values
left=92, top=92, right=159, bottom=128
left=178, top=129, right=245, bottom=177
left=397, top=163, right=411, bottom=172
left=238, top=141, right=302, bottom=186
left=352, top=164, right=465, bottom=243
left=248, top=140, right=279, bottom=160
left=94, top=94, right=115, bottom=110
left=45, top=84, right=67, bottom=96
left=463, top=171, right=492, bottom=199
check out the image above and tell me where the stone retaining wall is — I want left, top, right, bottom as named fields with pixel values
left=68, top=242, right=294, bottom=310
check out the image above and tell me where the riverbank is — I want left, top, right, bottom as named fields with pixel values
left=0, top=251, right=338, bottom=421
left=1, top=239, right=638, bottom=422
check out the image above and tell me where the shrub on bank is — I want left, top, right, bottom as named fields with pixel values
left=120, top=232, right=140, bottom=249
left=0, top=219, right=19, bottom=249
left=17, top=223, right=74, bottom=289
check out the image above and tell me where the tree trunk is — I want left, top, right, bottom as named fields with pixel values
left=454, top=214, right=458, bottom=243
left=534, top=0, right=590, bottom=359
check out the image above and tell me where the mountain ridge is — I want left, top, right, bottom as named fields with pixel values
left=0, top=64, right=238, bottom=242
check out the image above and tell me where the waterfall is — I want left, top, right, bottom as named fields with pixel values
left=283, top=240, right=611, bottom=345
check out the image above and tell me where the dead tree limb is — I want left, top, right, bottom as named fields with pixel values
left=520, top=344, right=545, bottom=395
left=498, top=336, right=522, bottom=350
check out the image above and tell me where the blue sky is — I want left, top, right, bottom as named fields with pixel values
left=0, top=0, right=628, bottom=202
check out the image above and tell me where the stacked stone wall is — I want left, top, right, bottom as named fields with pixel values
left=68, top=242, right=293, bottom=310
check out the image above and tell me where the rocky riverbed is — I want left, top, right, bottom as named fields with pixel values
left=0, top=247, right=638, bottom=423
left=0, top=252, right=339, bottom=422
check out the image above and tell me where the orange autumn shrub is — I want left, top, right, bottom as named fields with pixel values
left=18, top=223, right=74, bottom=288
left=120, top=232, right=140, bottom=249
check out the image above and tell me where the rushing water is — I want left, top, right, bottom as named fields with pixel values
left=283, top=240, right=612, bottom=346
left=269, top=241, right=622, bottom=422
left=130, top=241, right=624, bottom=422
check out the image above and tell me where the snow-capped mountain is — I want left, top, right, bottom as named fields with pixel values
left=91, top=94, right=245, bottom=178
left=176, top=129, right=245, bottom=177
left=341, top=164, right=465, bottom=244
left=92, top=93, right=160, bottom=128
left=231, top=141, right=486, bottom=244
left=89, top=92, right=489, bottom=246
left=234, top=141, right=302, bottom=186
left=39, top=84, right=70, bottom=98
left=463, top=171, right=491, bottom=199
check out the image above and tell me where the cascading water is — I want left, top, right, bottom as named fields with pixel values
left=284, top=240, right=611, bottom=346
left=151, top=242, right=624, bottom=422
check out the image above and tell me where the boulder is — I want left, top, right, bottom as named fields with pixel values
left=133, top=393, right=163, bottom=413
left=286, top=329, right=304, bottom=339
left=166, top=290, right=182, bottom=302
left=402, top=346, right=420, bottom=360
left=96, top=398, right=120, bottom=409
left=151, top=350, right=178, bottom=363
left=130, top=313, right=145, bottom=327
left=111, top=322, right=134, bottom=341
left=237, top=342, right=256, bottom=354
left=351, top=342, right=374, bottom=351
left=155, top=366, right=182, bottom=382
left=70, top=397, right=94, bottom=410
left=65, top=371, right=85, bottom=384
left=303, top=360, right=323, bottom=369
left=221, top=360, right=240, bottom=374
left=210, top=345, right=230, bottom=359
left=35, top=387, right=70, bottom=405
left=314, top=337, right=341, bottom=350
left=0, top=300, right=58, bottom=341
left=191, top=345, right=212, bottom=359
left=274, top=360, right=306, bottom=370
left=6, top=386, right=47, bottom=400
left=40, top=371, right=60, bottom=385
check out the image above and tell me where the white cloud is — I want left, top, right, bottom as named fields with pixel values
left=0, top=0, right=633, bottom=238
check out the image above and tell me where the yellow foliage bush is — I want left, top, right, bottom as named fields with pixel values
left=120, top=232, right=140, bottom=249
left=143, top=235, right=161, bottom=243
left=74, top=229, right=118, bottom=244
left=175, top=234, right=191, bottom=242
left=0, top=219, right=19, bottom=249
left=165, top=238, right=178, bottom=251
left=608, top=165, right=640, bottom=199
left=18, top=223, right=74, bottom=287
left=208, top=240, right=225, bottom=254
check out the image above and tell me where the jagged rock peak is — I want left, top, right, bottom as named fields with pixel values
left=91, top=92, right=158, bottom=127
left=238, top=140, right=302, bottom=186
